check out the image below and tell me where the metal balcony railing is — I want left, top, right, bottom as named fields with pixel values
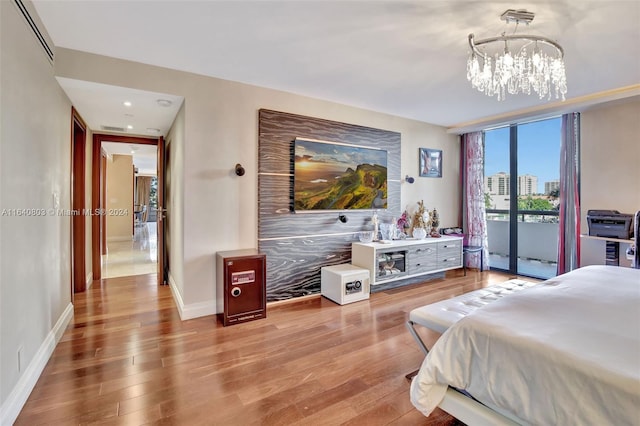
left=486, top=209, right=559, bottom=222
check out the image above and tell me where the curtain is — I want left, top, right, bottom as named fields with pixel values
left=136, top=176, right=152, bottom=221
left=462, top=131, right=489, bottom=271
left=557, top=112, right=581, bottom=274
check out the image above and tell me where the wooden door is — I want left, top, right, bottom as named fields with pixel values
left=101, top=152, right=107, bottom=255
left=157, top=136, right=166, bottom=285
left=71, top=108, right=86, bottom=293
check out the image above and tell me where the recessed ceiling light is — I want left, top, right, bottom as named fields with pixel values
left=156, top=99, right=172, bottom=107
left=127, top=125, right=133, bottom=129
left=123, top=101, right=132, bottom=107
left=146, top=128, right=160, bottom=133
left=124, top=113, right=134, bottom=117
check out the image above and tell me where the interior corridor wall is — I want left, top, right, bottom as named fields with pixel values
left=165, top=102, right=186, bottom=306
left=105, top=154, right=134, bottom=241
left=0, top=1, right=74, bottom=422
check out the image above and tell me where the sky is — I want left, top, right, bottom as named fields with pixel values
left=295, top=138, right=387, bottom=172
left=484, top=117, right=561, bottom=194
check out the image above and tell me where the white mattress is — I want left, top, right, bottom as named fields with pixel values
left=410, top=265, right=640, bottom=425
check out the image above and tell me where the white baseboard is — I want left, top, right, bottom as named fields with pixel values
left=168, top=273, right=215, bottom=321
left=0, top=302, right=74, bottom=426
left=181, top=300, right=216, bottom=320
left=167, top=273, right=184, bottom=318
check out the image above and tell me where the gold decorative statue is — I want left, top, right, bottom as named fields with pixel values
left=430, top=208, right=441, bottom=237
left=412, top=200, right=430, bottom=239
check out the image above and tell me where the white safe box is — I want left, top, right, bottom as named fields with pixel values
left=321, top=264, right=370, bottom=305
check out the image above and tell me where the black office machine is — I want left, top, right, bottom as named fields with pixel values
left=587, top=210, right=633, bottom=239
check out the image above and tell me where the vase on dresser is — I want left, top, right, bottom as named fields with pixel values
left=412, top=227, right=427, bottom=239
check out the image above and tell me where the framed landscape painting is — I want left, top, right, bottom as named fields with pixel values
left=294, top=138, right=388, bottom=211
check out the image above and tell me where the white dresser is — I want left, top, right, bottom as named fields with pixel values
left=351, top=236, right=463, bottom=286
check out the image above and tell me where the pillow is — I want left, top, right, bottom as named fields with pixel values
left=441, top=227, right=463, bottom=235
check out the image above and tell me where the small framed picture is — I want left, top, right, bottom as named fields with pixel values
left=419, top=148, right=442, bottom=178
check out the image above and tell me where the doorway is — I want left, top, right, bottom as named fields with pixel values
left=91, top=134, right=166, bottom=286
left=102, top=143, right=158, bottom=278
left=484, top=118, right=561, bottom=279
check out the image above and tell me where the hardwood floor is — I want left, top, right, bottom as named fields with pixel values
left=16, top=269, right=524, bottom=425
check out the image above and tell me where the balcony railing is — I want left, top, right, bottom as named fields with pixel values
left=486, top=209, right=559, bottom=278
left=486, top=209, right=559, bottom=223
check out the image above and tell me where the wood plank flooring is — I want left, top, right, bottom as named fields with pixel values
left=16, top=269, right=527, bottom=425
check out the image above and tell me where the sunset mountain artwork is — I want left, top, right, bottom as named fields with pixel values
left=294, top=138, right=388, bottom=211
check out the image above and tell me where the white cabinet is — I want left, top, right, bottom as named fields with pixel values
left=351, top=236, right=463, bottom=286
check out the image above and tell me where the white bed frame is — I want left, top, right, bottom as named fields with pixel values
left=406, top=279, right=538, bottom=425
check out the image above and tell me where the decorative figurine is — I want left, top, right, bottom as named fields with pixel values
left=372, top=211, right=379, bottom=241
left=430, top=208, right=441, bottom=237
left=412, top=200, right=429, bottom=239
left=397, top=210, right=410, bottom=236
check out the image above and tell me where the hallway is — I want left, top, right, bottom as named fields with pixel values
left=103, top=222, right=158, bottom=279
left=15, top=273, right=178, bottom=424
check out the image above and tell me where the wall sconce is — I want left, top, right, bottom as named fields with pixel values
left=338, top=214, right=348, bottom=223
left=405, top=175, right=415, bottom=184
left=235, top=163, right=245, bottom=176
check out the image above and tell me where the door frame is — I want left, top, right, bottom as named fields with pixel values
left=91, top=134, right=164, bottom=283
left=71, top=107, right=87, bottom=294
left=157, top=136, right=166, bottom=286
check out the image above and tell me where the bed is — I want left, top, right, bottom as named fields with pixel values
left=409, top=265, right=640, bottom=425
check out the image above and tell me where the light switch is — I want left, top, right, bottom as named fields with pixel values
left=52, top=191, right=60, bottom=209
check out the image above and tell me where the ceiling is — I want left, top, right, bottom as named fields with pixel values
left=33, top=1, right=640, bottom=132
left=102, top=142, right=157, bottom=176
left=58, top=77, right=183, bottom=138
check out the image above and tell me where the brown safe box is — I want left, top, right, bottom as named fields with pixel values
left=216, top=249, right=266, bottom=326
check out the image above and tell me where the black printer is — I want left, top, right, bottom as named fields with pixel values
left=587, top=210, right=633, bottom=239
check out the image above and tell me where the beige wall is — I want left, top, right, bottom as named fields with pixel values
left=580, top=97, right=640, bottom=266
left=0, top=1, right=73, bottom=421
left=165, top=102, right=185, bottom=301
left=54, top=48, right=459, bottom=318
left=106, top=154, right=133, bottom=241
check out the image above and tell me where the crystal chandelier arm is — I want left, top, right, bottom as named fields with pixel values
left=468, top=33, right=564, bottom=58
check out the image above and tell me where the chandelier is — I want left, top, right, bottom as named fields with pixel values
left=466, top=9, right=567, bottom=101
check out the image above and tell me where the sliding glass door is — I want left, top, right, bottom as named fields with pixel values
left=484, top=117, right=561, bottom=279
left=484, top=127, right=511, bottom=272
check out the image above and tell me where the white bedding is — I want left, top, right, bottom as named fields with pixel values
left=410, top=265, right=640, bottom=425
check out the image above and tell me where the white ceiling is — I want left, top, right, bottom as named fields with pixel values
left=57, top=77, right=183, bottom=137
left=33, top=1, right=640, bottom=131
left=102, top=142, right=157, bottom=176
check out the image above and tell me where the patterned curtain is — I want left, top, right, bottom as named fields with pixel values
left=557, top=113, right=581, bottom=274
left=136, top=176, right=152, bottom=221
left=462, top=131, right=489, bottom=271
